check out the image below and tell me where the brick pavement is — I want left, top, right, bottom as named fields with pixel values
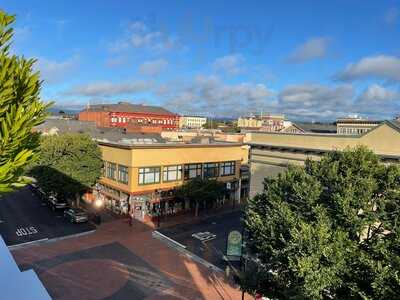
left=11, top=217, right=252, bottom=300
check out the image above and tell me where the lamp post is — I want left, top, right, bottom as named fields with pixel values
left=93, top=198, right=103, bottom=225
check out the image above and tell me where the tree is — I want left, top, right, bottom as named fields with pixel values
left=175, top=177, right=226, bottom=216
left=27, top=133, right=102, bottom=204
left=242, top=147, right=400, bottom=299
left=0, top=10, right=50, bottom=192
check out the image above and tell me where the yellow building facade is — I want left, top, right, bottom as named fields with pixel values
left=247, top=121, right=400, bottom=197
left=94, top=142, right=248, bottom=221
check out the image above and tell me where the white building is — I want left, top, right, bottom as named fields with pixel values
left=179, top=116, right=207, bottom=129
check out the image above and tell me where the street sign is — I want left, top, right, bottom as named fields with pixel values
left=226, top=230, right=242, bottom=257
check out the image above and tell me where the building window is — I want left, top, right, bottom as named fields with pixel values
left=138, top=167, right=160, bottom=185
left=203, top=163, right=219, bottom=178
left=163, top=165, right=182, bottom=182
left=106, top=162, right=116, bottom=180
left=220, top=161, right=236, bottom=176
left=118, top=165, right=129, bottom=184
left=184, top=164, right=202, bottom=180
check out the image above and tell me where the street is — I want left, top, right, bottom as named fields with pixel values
left=0, top=186, right=95, bottom=246
left=159, top=210, right=244, bottom=270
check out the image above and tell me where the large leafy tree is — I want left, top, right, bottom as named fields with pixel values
left=175, top=177, right=226, bottom=216
left=243, top=147, right=400, bottom=299
left=27, top=133, right=102, bottom=203
left=0, top=10, right=49, bottom=192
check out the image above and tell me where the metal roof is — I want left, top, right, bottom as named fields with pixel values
left=83, top=102, right=177, bottom=116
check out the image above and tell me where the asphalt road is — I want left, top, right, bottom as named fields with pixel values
left=0, top=186, right=95, bottom=246
left=159, top=210, right=244, bottom=270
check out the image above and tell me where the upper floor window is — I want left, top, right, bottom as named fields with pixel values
left=138, top=167, right=160, bottom=185
left=163, top=165, right=182, bottom=182
left=203, top=163, right=219, bottom=178
left=184, top=164, right=202, bottom=180
left=106, top=162, right=116, bottom=180
left=220, top=161, right=236, bottom=176
left=118, top=165, right=129, bottom=184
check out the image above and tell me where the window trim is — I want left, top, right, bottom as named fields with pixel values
left=106, top=161, right=117, bottom=180
left=203, top=162, right=219, bottom=178
left=184, top=163, right=203, bottom=180
left=220, top=161, right=236, bottom=177
left=138, top=166, right=161, bottom=185
left=163, top=165, right=183, bottom=182
left=117, top=164, right=129, bottom=184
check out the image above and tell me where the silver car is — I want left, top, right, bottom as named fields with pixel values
left=64, top=208, right=89, bottom=223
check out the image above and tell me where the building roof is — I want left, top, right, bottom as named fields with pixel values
left=336, top=118, right=382, bottom=125
left=34, top=118, right=166, bottom=144
left=295, top=122, right=337, bottom=134
left=0, top=237, right=51, bottom=300
left=97, top=140, right=243, bottom=149
left=83, top=102, right=177, bottom=116
left=247, top=120, right=400, bottom=159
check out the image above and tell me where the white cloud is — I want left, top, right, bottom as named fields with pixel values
left=109, top=21, right=185, bottom=53
left=287, top=37, right=331, bottom=63
left=355, top=84, right=400, bottom=117
left=357, top=84, right=399, bottom=103
left=336, top=55, right=400, bottom=81
left=64, top=80, right=153, bottom=97
left=278, top=84, right=354, bottom=114
left=138, top=59, right=168, bottom=76
left=384, top=7, right=399, bottom=25
left=212, top=54, right=245, bottom=75
left=35, top=55, right=79, bottom=84
left=159, top=75, right=275, bottom=116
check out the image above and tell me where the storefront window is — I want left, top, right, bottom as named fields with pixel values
left=184, top=164, right=202, bottom=180
left=138, top=167, right=161, bottom=185
left=220, top=161, right=236, bottom=176
left=118, top=165, right=129, bottom=184
left=163, top=165, right=182, bottom=182
left=203, top=163, right=219, bottom=178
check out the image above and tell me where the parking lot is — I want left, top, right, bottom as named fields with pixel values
left=0, top=186, right=95, bottom=246
left=159, top=210, right=244, bottom=270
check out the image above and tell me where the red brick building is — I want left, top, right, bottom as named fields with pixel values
left=78, top=102, right=179, bottom=130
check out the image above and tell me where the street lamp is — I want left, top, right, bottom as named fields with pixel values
left=93, top=199, right=103, bottom=225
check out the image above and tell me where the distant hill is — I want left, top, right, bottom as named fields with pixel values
left=47, top=106, right=82, bottom=116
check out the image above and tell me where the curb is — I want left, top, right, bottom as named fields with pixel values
left=152, top=230, right=223, bottom=273
left=8, top=229, right=96, bottom=251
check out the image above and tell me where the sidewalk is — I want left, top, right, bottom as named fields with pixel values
left=145, top=202, right=245, bottom=229
left=11, top=217, right=252, bottom=300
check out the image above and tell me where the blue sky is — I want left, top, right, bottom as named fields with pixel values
left=3, top=0, right=400, bottom=121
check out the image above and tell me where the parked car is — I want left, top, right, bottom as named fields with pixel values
left=29, top=184, right=46, bottom=200
left=48, top=194, right=69, bottom=211
left=64, top=208, right=89, bottom=223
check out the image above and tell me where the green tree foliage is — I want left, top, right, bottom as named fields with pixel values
left=175, top=177, right=226, bottom=216
left=243, top=147, right=400, bottom=299
left=27, top=133, right=102, bottom=202
left=0, top=11, right=50, bottom=192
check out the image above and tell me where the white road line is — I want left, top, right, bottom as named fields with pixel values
left=153, top=231, right=187, bottom=249
left=8, top=238, right=49, bottom=250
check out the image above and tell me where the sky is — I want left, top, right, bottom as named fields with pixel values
left=2, top=0, right=400, bottom=121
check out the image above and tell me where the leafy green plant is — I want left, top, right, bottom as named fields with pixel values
left=27, top=133, right=103, bottom=203
left=0, top=10, right=50, bottom=192
left=243, top=147, right=400, bottom=299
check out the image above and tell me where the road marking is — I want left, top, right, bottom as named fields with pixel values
left=192, top=231, right=216, bottom=242
left=16, top=226, right=38, bottom=237
left=8, top=238, right=49, bottom=250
